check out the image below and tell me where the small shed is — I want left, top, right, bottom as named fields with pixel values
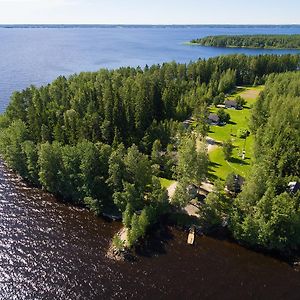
left=224, top=100, right=239, bottom=110
left=208, top=113, right=220, bottom=125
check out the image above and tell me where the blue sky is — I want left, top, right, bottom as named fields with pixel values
left=0, top=0, right=299, bottom=24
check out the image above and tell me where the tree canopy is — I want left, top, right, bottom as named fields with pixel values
left=0, top=54, right=299, bottom=248
left=230, top=72, right=300, bottom=251
left=191, top=35, right=300, bottom=49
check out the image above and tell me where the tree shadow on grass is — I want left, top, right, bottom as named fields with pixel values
left=214, top=140, right=223, bottom=147
left=228, top=157, right=249, bottom=166
left=207, top=172, right=219, bottom=181
left=208, top=161, right=221, bottom=180
left=227, top=120, right=237, bottom=125
left=209, top=161, right=221, bottom=167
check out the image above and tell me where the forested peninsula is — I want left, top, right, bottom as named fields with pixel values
left=0, top=54, right=299, bottom=253
left=190, top=35, right=300, bottom=49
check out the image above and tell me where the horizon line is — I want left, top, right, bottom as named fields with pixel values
left=1, top=23, right=300, bottom=26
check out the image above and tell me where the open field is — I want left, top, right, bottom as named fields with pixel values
left=227, top=85, right=264, bottom=104
left=207, top=85, right=264, bottom=181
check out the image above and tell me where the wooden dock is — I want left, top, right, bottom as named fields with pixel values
left=187, top=227, right=195, bottom=245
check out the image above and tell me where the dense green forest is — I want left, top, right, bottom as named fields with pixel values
left=0, top=54, right=299, bottom=248
left=203, top=72, right=300, bottom=251
left=230, top=72, right=300, bottom=251
left=191, top=35, right=300, bottom=49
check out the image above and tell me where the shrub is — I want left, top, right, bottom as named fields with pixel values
left=223, top=140, right=234, bottom=161
left=84, top=197, right=102, bottom=216
left=112, top=234, right=125, bottom=251
left=237, top=128, right=249, bottom=139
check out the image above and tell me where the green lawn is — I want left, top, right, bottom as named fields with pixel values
left=207, top=85, right=264, bottom=181
left=159, top=177, right=176, bottom=189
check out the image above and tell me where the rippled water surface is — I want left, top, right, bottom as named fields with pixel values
left=0, top=159, right=300, bottom=299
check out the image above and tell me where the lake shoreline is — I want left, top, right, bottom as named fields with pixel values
left=1, top=156, right=300, bottom=298
left=1, top=156, right=299, bottom=268
left=186, top=41, right=300, bottom=50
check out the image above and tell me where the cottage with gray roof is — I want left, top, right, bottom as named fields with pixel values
left=224, top=100, right=240, bottom=109
left=208, top=113, right=220, bottom=125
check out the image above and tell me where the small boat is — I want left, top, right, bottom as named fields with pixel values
left=187, top=226, right=195, bottom=245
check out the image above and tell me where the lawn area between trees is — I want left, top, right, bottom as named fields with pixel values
left=207, top=85, right=264, bottom=181
left=159, top=177, right=176, bottom=189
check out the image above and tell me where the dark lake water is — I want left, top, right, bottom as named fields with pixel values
left=1, top=160, right=300, bottom=299
left=1, top=25, right=300, bottom=299
left=1, top=25, right=300, bottom=112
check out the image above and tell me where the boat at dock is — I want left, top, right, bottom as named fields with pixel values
left=187, top=226, right=195, bottom=245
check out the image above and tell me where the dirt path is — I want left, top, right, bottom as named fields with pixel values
left=206, top=137, right=219, bottom=153
left=167, top=182, right=178, bottom=199
left=119, top=227, right=128, bottom=243
left=237, top=87, right=262, bottom=100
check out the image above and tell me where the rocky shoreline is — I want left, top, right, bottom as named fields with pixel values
left=106, top=227, right=135, bottom=262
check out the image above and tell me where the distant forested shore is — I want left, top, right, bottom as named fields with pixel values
left=190, top=34, right=300, bottom=49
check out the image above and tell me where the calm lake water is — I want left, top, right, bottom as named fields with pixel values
left=1, top=25, right=300, bottom=299
left=1, top=25, right=300, bottom=112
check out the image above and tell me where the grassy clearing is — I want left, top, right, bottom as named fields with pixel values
left=159, top=177, right=176, bottom=189
left=227, top=85, right=264, bottom=104
left=208, top=136, right=253, bottom=180
left=207, top=85, right=264, bottom=181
